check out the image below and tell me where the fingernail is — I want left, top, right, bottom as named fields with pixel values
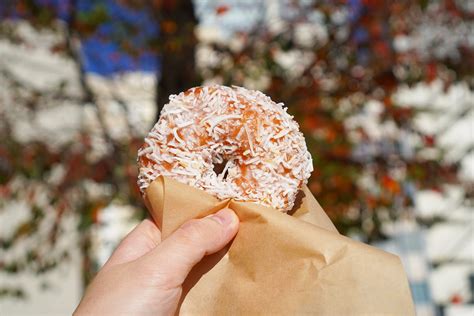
left=209, top=208, right=237, bottom=226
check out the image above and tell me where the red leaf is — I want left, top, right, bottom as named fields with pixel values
left=426, top=63, right=437, bottom=83
left=381, top=175, right=400, bottom=194
left=423, top=135, right=435, bottom=147
left=303, top=116, right=318, bottom=130
left=450, top=293, right=462, bottom=304
left=91, top=205, right=101, bottom=224
left=215, top=5, right=230, bottom=15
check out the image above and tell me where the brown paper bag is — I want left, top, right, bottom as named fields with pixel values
left=145, top=176, right=415, bottom=315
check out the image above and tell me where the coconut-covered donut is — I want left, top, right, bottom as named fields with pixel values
left=137, top=85, right=313, bottom=212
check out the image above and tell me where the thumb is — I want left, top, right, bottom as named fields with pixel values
left=141, top=208, right=239, bottom=288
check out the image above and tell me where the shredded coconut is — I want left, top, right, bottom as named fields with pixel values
left=137, top=85, right=313, bottom=212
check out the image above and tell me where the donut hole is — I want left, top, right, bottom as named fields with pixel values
left=213, top=159, right=230, bottom=180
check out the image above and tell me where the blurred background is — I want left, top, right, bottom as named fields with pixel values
left=0, top=0, right=472, bottom=315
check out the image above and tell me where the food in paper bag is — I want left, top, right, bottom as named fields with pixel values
left=138, top=85, right=416, bottom=315
left=138, top=85, right=313, bottom=212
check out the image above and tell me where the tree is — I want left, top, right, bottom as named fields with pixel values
left=0, top=0, right=199, bottom=298
left=154, top=0, right=198, bottom=118
left=195, top=0, right=469, bottom=241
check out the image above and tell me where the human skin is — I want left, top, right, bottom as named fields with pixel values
left=74, top=208, right=239, bottom=316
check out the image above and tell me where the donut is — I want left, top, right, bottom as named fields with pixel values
left=137, top=85, right=313, bottom=212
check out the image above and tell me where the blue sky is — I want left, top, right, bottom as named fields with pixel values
left=79, top=0, right=159, bottom=75
left=77, top=0, right=159, bottom=75
left=1, top=0, right=366, bottom=76
left=0, top=0, right=159, bottom=75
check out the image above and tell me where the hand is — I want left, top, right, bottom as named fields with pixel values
left=74, top=208, right=239, bottom=316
